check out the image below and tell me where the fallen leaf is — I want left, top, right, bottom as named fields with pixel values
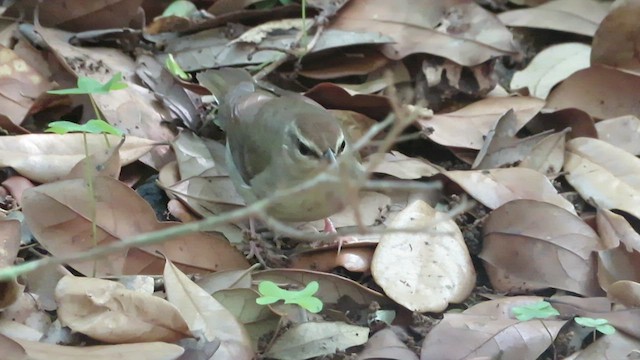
left=596, top=209, right=640, bottom=290
left=372, top=200, right=475, bottom=312
left=365, top=151, right=440, bottom=180
left=608, top=280, right=640, bottom=308
left=591, top=0, right=640, bottom=75
left=595, top=115, right=640, bottom=156
left=55, top=275, right=191, bottom=343
left=357, top=328, right=418, bottom=360
left=481, top=200, right=603, bottom=296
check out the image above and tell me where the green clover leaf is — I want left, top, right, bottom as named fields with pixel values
left=512, top=301, right=560, bottom=321
left=256, top=280, right=323, bottom=313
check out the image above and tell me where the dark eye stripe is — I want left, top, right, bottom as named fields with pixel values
left=297, top=138, right=322, bottom=158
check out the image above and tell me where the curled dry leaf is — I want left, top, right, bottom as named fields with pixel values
left=596, top=209, right=640, bottom=291
left=22, top=176, right=249, bottom=276
left=371, top=199, right=475, bottom=312
left=498, top=0, right=610, bottom=36
left=419, top=96, right=545, bottom=149
left=518, top=129, right=567, bottom=177
left=444, top=168, right=576, bottom=214
left=164, top=260, right=253, bottom=360
left=264, top=322, right=369, bottom=360
left=608, top=280, right=640, bottom=308
left=565, top=137, right=640, bottom=220
left=510, top=43, right=591, bottom=99
left=290, top=243, right=375, bottom=273
left=1, top=333, right=184, bottom=360
left=422, top=296, right=566, bottom=360
left=547, top=65, right=640, bottom=120
left=481, top=200, right=603, bottom=296
left=357, top=328, right=418, bottom=360
left=54, top=275, right=191, bottom=343
left=595, top=115, right=640, bottom=156
left=0, top=134, right=155, bottom=183
left=365, top=151, right=440, bottom=180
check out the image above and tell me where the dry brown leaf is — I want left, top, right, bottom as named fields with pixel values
left=55, top=275, right=191, bottom=343
left=421, top=311, right=564, bottom=359
left=481, top=200, right=603, bottom=296
left=1, top=333, right=184, bottom=360
left=299, top=49, right=390, bottom=80
left=372, top=200, right=475, bottom=312
left=596, top=209, right=640, bottom=291
left=265, top=322, right=369, bottom=360
left=608, top=280, right=640, bottom=308
left=0, top=45, right=53, bottom=126
left=472, top=109, right=552, bottom=169
left=547, top=65, right=640, bottom=120
left=510, top=43, right=591, bottom=99
left=498, top=0, right=610, bottom=36
left=290, top=243, right=375, bottom=273
left=595, top=115, right=640, bottom=156
left=64, top=137, right=124, bottom=180
left=569, top=331, right=640, bottom=360
left=365, top=151, right=440, bottom=180
left=564, top=137, right=640, bottom=220
left=526, top=108, right=597, bottom=140
left=358, top=328, right=418, bottom=360
left=419, top=96, right=545, bottom=149
left=331, top=0, right=516, bottom=66
left=22, top=176, right=249, bottom=276
left=172, top=131, right=226, bottom=179
left=591, top=0, right=640, bottom=75
left=444, top=168, right=576, bottom=213
left=518, top=129, right=567, bottom=176
left=164, top=260, right=253, bottom=360
left=0, top=134, right=154, bottom=183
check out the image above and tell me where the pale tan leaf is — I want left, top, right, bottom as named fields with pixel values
left=358, top=328, right=418, bottom=360
left=481, top=200, right=603, bottom=296
left=547, top=65, right=640, bottom=120
left=22, top=176, right=249, bottom=276
left=564, top=137, right=640, bottom=219
left=265, top=322, right=369, bottom=360
left=608, top=280, right=640, bottom=308
left=55, top=276, right=191, bottom=343
left=1, top=333, right=184, bottom=360
left=372, top=200, right=475, bottom=312
left=444, top=168, right=576, bottom=213
left=0, top=134, right=154, bottom=183
left=596, top=209, right=640, bottom=290
left=595, top=115, right=640, bottom=156
left=519, top=129, right=567, bottom=176
left=419, top=97, right=544, bottom=149
left=0, top=219, right=22, bottom=310
left=172, top=132, right=226, bottom=179
left=510, top=43, right=591, bottom=99
left=64, top=137, right=124, bottom=180
left=164, top=260, right=253, bottom=360
left=365, top=151, right=439, bottom=180
left=570, top=331, right=640, bottom=359
left=498, top=0, right=610, bottom=36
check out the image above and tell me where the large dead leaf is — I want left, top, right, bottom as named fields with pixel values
left=164, top=260, right=253, bottom=360
left=518, top=129, right=567, bottom=177
left=0, top=134, right=154, bottom=183
left=570, top=331, right=640, bottom=359
left=510, top=43, right=591, bottom=99
left=444, top=168, right=576, bottom=213
left=55, top=275, right=191, bottom=343
left=547, top=65, right=640, bottom=120
left=330, top=0, right=516, bottom=66
left=422, top=296, right=565, bottom=359
left=22, top=176, right=249, bottom=276
left=481, top=200, right=603, bottom=296
left=564, top=137, right=640, bottom=220
left=264, top=322, right=369, bottom=360
left=0, top=333, right=184, bottom=360
left=365, top=151, right=440, bottom=180
left=419, top=96, right=545, bottom=149
left=0, top=219, right=22, bottom=310
left=591, top=0, right=640, bottom=75
left=498, top=0, right=610, bottom=36
left=372, top=200, right=475, bottom=312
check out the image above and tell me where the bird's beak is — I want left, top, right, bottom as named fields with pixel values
left=323, top=149, right=337, bottom=164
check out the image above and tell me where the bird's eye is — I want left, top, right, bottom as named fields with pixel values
left=337, top=140, right=346, bottom=154
left=297, top=139, right=319, bottom=158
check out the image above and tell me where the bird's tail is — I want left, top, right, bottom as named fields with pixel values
left=196, top=68, right=255, bottom=129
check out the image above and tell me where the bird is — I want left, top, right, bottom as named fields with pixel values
left=196, top=68, right=364, bottom=228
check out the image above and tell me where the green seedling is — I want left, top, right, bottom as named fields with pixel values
left=165, top=54, right=191, bottom=80
left=46, top=119, right=123, bottom=136
left=574, top=317, right=616, bottom=335
left=512, top=301, right=560, bottom=321
left=48, top=72, right=127, bottom=95
left=256, top=280, right=323, bottom=313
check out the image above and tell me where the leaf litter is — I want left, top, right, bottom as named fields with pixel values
left=2, top=0, right=640, bottom=359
